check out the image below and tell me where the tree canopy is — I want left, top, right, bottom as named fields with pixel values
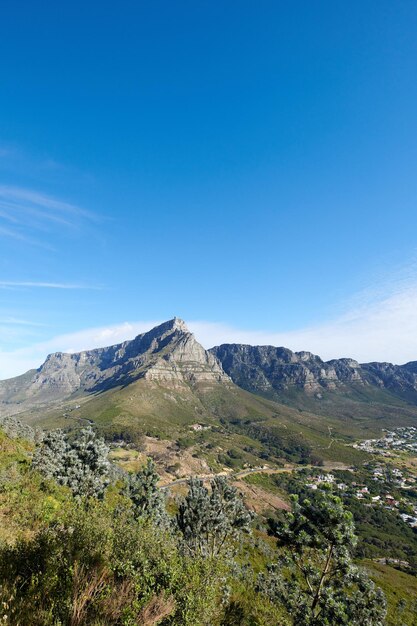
left=260, top=489, right=387, bottom=625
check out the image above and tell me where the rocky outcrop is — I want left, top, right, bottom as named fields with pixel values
left=210, top=344, right=417, bottom=399
left=0, top=318, right=230, bottom=416
left=4, top=319, right=417, bottom=419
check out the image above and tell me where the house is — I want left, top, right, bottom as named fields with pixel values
left=336, top=483, right=348, bottom=491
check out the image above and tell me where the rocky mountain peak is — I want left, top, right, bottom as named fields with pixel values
left=143, top=317, right=189, bottom=339
left=0, top=318, right=230, bottom=417
left=170, top=316, right=189, bottom=332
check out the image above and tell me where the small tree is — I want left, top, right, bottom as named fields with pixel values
left=176, top=476, right=252, bottom=558
left=259, top=490, right=386, bottom=625
left=33, top=426, right=110, bottom=499
left=32, top=429, right=68, bottom=480
left=65, top=426, right=110, bottom=498
left=124, top=458, right=167, bottom=524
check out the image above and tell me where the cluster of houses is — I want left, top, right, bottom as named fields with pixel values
left=305, top=466, right=417, bottom=528
left=353, top=426, right=417, bottom=454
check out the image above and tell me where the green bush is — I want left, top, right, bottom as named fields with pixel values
left=0, top=500, right=229, bottom=625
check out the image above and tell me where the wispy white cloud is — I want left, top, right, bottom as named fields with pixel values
left=0, top=184, right=98, bottom=246
left=0, top=322, right=160, bottom=379
left=189, top=282, right=417, bottom=365
left=0, top=281, right=99, bottom=290
left=0, top=317, right=46, bottom=326
left=0, top=185, right=96, bottom=220
left=0, top=225, right=34, bottom=242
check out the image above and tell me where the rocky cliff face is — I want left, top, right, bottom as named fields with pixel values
left=210, top=344, right=417, bottom=398
left=0, top=318, right=230, bottom=416
left=4, top=320, right=417, bottom=421
left=32, top=317, right=229, bottom=391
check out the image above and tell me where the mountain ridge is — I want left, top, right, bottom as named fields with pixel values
left=0, top=318, right=230, bottom=418
left=2, top=319, right=417, bottom=446
left=210, top=343, right=417, bottom=400
left=3, top=319, right=417, bottom=419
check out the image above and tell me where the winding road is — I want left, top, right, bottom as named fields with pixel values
left=159, top=462, right=351, bottom=490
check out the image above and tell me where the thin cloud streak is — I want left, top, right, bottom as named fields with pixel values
left=0, top=318, right=46, bottom=326
left=0, top=185, right=99, bottom=247
left=0, top=225, right=57, bottom=251
left=0, top=185, right=96, bottom=220
left=0, top=281, right=100, bottom=290
left=0, top=200, right=75, bottom=228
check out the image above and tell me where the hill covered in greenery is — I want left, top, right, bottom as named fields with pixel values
left=1, top=422, right=416, bottom=625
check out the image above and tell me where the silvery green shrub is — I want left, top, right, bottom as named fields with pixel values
left=176, top=476, right=252, bottom=557
left=33, top=426, right=110, bottom=498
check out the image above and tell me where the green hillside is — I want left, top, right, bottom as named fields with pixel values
left=24, top=376, right=369, bottom=469
left=0, top=425, right=414, bottom=625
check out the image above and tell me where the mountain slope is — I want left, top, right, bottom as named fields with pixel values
left=0, top=318, right=230, bottom=419
left=0, top=319, right=369, bottom=467
left=210, top=343, right=417, bottom=400
left=3, top=320, right=417, bottom=468
left=210, top=343, right=417, bottom=431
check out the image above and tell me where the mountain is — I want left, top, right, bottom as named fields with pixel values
left=0, top=318, right=231, bottom=419
left=210, top=344, right=417, bottom=395
left=0, top=317, right=290, bottom=447
left=210, top=343, right=417, bottom=399
left=3, top=319, right=417, bottom=469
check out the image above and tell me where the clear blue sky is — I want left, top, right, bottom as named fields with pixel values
left=1, top=1, right=417, bottom=374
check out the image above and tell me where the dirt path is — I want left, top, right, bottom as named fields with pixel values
left=160, top=461, right=351, bottom=489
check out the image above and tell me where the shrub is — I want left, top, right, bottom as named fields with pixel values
left=33, top=426, right=110, bottom=498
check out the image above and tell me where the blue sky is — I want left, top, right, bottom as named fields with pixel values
left=1, top=1, right=417, bottom=377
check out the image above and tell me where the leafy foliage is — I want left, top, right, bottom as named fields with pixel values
left=259, top=490, right=387, bottom=625
left=33, top=426, right=110, bottom=498
left=176, top=476, right=252, bottom=558
left=343, top=495, right=417, bottom=571
left=228, top=420, right=315, bottom=464
left=0, top=502, right=228, bottom=626
left=123, top=458, right=167, bottom=525
left=5, top=425, right=415, bottom=624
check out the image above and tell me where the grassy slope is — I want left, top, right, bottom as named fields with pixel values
left=1, top=427, right=415, bottom=624
left=6, top=342, right=417, bottom=474
left=26, top=377, right=368, bottom=466
left=263, top=384, right=417, bottom=435
left=363, top=560, right=417, bottom=625
left=0, top=430, right=74, bottom=543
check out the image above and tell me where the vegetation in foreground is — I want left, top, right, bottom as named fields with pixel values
left=0, top=420, right=393, bottom=625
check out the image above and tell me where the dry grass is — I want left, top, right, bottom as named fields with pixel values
left=100, top=579, right=137, bottom=623
left=70, top=563, right=175, bottom=625
left=137, top=593, right=176, bottom=625
left=71, top=563, right=110, bottom=626
left=232, top=479, right=290, bottom=514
